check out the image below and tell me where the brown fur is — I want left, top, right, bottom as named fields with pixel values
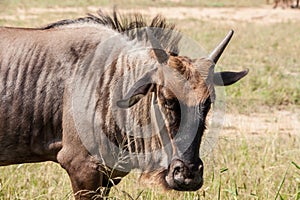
left=0, top=9, right=248, bottom=199
left=164, top=56, right=214, bottom=106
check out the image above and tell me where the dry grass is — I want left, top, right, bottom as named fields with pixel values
left=0, top=1, right=299, bottom=199
left=1, top=129, right=299, bottom=199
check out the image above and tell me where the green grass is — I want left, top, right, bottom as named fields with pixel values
left=0, top=0, right=299, bottom=199
left=0, top=163, right=73, bottom=199
left=1, top=133, right=299, bottom=199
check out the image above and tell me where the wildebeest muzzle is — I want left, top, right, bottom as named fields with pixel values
left=165, top=158, right=204, bottom=191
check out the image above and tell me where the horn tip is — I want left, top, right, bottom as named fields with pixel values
left=229, top=30, right=234, bottom=39
left=244, top=68, right=249, bottom=75
left=239, top=68, right=249, bottom=79
left=227, top=29, right=234, bottom=39
left=208, top=30, right=235, bottom=64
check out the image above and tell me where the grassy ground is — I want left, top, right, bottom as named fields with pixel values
left=1, top=133, right=299, bottom=199
left=0, top=0, right=299, bottom=199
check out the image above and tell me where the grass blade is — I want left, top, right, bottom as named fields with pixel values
left=274, top=167, right=288, bottom=200
left=291, top=161, right=300, bottom=170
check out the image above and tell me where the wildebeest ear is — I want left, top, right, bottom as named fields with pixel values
left=116, top=69, right=157, bottom=108
left=213, top=69, right=249, bottom=86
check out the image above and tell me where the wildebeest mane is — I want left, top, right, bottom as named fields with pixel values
left=43, top=9, right=182, bottom=55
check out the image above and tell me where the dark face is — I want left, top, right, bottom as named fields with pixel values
left=156, top=86, right=212, bottom=191
left=152, top=59, right=213, bottom=191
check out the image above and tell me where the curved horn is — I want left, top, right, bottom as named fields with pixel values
left=146, top=28, right=169, bottom=64
left=209, top=30, right=234, bottom=64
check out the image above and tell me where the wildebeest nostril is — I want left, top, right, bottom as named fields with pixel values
left=173, top=166, right=182, bottom=175
left=170, top=160, right=186, bottom=179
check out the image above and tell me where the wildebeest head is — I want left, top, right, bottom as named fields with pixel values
left=117, top=30, right=248, bottom=191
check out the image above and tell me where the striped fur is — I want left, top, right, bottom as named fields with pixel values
left=0, top=10, right=248, bottom=199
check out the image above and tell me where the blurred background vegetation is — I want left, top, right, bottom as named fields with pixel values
left=0, top=0, right=299, bottom=199
left=0, top=0, right=266, bottom=9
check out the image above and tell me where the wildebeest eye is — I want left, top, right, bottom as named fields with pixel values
left=204, top=98, right=211, bottom=106
left=164, top=99, right=177, bottom=110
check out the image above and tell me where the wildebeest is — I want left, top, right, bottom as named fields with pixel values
left=272, top=0, right=292, bottom=8
left=0, top=10, right=248, bottom=199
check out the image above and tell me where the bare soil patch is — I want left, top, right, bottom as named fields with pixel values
left=122, top=6, right=300, bottom=24
left=223, top=109, right=300, bottom=136
left=1, top=6, right=300, bottom=24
